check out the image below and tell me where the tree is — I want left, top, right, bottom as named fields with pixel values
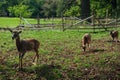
left=0, top=0, right=10, bottom=16
left=42, top=0, right=57, bottom=17
left=64, top=0, right=80, bottom=17
left=56, top=0, right=79, bottom=17
left=8, top=4, right=32, bottom=18
left=0, top=0, right=24, bottom=16
left=24, top=0, right=45, bottom=27
left=90, top=0, right=117, bottom=18
left=111, top=0, right=117, bottom=9
left=81, top=0, right=91, bottom=21
left=64, top=6, right=80, bottom=17
left=56, top=0, right=65, bottom=17
left=0, top=0, right=120, bottom=18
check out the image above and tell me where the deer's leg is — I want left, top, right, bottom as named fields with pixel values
left=82, top=45, right=86, bottom=52
left=33, top=50, right=39, bottom=64
left=33, top=55, right=36, bottom=62
left=33, top=49, right=36, bottom=62
left=19, top=54, right=23, bottom=70
left=113, top=37, right=114, bottom=41
left=21, top=53, right=25, bottom=68
left=116, top=37, right=118, bottom=42
left=36, top=51, right=39, bottom=63
left=19, top=53, right=21, bottom=69
left=19, top=54, right=23, bottom=69
left=19, top=53, right=25, bottom=69
left=20, top=56, right=22, bottom=69
left=88, top=40, right=91, bottom=47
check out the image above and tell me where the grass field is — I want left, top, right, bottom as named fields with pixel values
left=0, top=17, right=62, bottom=28
left=0, top=17, right=120, bottom=80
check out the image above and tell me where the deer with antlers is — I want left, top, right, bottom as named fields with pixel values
left=9, top=29, right=40, bottom=69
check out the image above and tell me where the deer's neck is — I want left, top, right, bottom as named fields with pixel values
left=15, top=36, right=21, bottom=51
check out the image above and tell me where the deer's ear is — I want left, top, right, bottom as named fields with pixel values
left=18, top=31, right=22, bottom=34
left=8, top=29, right=13, bottom=33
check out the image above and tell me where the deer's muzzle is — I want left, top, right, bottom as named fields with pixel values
left=12, top=36, right=15, bottom=40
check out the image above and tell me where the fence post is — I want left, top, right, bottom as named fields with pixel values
left=19, top=13, right=22, bottom=25
left=61, top=14, right=65, bottom=31
left=105, top=9, right=108, bottom=28
left=115, top=9, right=118, bottom=27
left=92, top=10, right=95, bottom=32
left=52, top=16, right=54, bottom=29
left=37, top=13, right=40, bottom=28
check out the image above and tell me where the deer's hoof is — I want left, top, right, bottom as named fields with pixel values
left=17, top=68, right=23, bottom=71
left=32, top=62, right=37, bottom=65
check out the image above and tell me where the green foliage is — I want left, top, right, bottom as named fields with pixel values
left=56, top=0, right=65, bottom=17
left=90, top=0, right=115, bottom=18
left=57, top=0, right=80, bottom=17
left=0, top=0, right=120, bottom=18
left=42, top=0, right=57, bottom=17
left=64, top=6, right=80, bottom=17
left=8, top=4, right=32, bottom=17
left=24, top=0, right=45, bottom=17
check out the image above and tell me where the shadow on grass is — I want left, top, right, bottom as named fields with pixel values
left=0, top=63, right=62, bottom=80
left=89, top=49, right=105, bottom=53
left=17, top=64, right=62, bottom=80
left=82, top=49, right=106, bottom=54
left=34, top=64, right=62, bottom=80
left=106, top=40, right=120, bottom=43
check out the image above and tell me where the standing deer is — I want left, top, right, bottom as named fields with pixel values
left=110, top=30, right=119, bottom=42
left=82, top=33, right=91, bottom=52
left=9, top=29, right=40, bottom=69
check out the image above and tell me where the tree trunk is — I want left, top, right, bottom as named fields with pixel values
left=81, top=0, right=91, bottom=22
left=111, top=0, right=117, bottom=9
left=37, top=13, right=40, bottom=27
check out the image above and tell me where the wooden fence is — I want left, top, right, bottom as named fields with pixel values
left=1, top=16, right=120, bottom=32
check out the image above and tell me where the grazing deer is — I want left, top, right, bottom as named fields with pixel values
left=110, top=30, right=119, bottom=42
left=9, top=29, right=40, bottom=69
left=82, top=33, right=91, bottom=52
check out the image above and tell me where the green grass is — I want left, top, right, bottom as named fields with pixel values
left=0, top=17, right=62, bottom=28
left=0, top=17, right=120, bottom=80
left=0, top=30, right=120, bottom=79
left=0, top=17, right=20, bottom=28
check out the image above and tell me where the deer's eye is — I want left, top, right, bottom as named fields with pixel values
left=14, top=34, right=18, bottom=37
left=12, top=33, right=17, bottom=37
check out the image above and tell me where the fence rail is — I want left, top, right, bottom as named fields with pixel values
left=1, top=16, right=120, bottom=32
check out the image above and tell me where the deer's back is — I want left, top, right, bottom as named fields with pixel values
left=82, top=33, right=91, bottom=44
left=110, top=31, right=118, bottom=38
left=19, top=39, right=40, bottom=52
